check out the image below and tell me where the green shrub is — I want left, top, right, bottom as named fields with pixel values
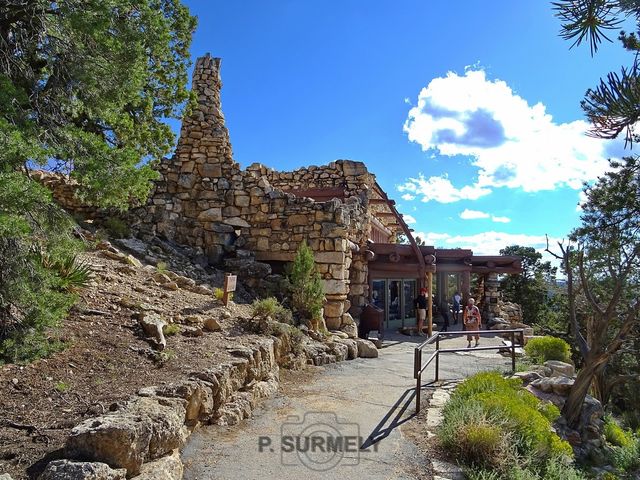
left=439, top=371, right=573, bottom=478
left=0, top=173, right=80, bottom=364
left=457, top=423, right=512, bottom=469
left=55, top=381, right=70, bottom=392
left=524, top=336, right=571, bottom=364
left=213, top=287, right=232, bottom=302
left=252, top=297, right=294, bottom=325
left=163, top=323, right=180, bottom=336
left=538, top=402, right=561, bottom=422
left=604, top=416, right=634, bottom=448
left=288, top=241, right=324, bottom=322
left=156, top=261, right=168, bottom=273
left=610, top=436, right=640, bottom=472
left=604, top=418, right=640, bottom=473
left=39, top=253, right=92, bottom=292
left=252, top=297, right=280, bottom=318
left=103, top=216, right=130, bottom=238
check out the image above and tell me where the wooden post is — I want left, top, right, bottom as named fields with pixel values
left=427, top=271, right=433, bottom=336
left=222, top=273, right=237, bottom=307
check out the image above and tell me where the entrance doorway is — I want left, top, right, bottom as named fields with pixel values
left=371, top=278, right=417, bottom=330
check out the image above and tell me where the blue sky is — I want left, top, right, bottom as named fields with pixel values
left=179, top=1, right=631, bottom=258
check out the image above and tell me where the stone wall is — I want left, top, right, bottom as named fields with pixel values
left=248, top=160, right=375, bottom=199
left=29, top=170, right=103, bottom=219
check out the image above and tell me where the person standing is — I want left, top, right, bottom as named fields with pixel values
left=439, top=300, right=450, bottom=332
left=414, top=288, right=428, bottom=336
left=463, top=297, right=481, bottom=347
left=452, top=291, right=462, bottom=324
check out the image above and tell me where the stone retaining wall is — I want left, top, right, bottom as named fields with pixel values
left=36, top=331, right=378, bottom=479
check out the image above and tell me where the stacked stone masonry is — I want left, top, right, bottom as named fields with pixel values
left=134, top=54, right=377, bottom=331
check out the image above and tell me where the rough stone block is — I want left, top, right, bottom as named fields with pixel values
left=39, top=460, right=127, bottom=480
left=197, top=208, right=222, bottom=222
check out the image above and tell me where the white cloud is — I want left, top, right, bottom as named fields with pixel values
left=576, top=190, right=588, bottom=212
left=401, top=193, right=416, bottom=201
left=459, top=209, right=511, bottom=223
left=403, top=214, right=417, bottom=224
left=460, top=209, right=490, bottom=219
left=412, top=230, right=562, bottom=266
left=397, top=173, right=491, bottom=203
left=401, top=69, right=613, bottom=202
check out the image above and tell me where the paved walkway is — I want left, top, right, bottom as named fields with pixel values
left=181, top=330, right=512, bottom=480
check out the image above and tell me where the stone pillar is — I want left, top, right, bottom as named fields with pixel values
left=483, top=272, right=501, bottom=321
left=143, top=54, right=243, bottom=264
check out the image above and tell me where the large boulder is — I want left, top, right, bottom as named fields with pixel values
left=335, top=338, right=358, bottom=360
left=356, top=339, right=378, bottom=358
left=530, top=376, right=574, bottom=396
left=65, top=414, right=153, bottom=475
left=544, top=360, right=575, bottom=378
left=39, top=460, right=126, bottom=480
left=65, top=397, right=187, bottom=476
left=135, top=451, right=183, bottom=480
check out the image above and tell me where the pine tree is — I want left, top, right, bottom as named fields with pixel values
left=289, top=242, right=325, bottom=324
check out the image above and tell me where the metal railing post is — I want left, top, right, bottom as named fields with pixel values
left=511, top=330, right=516, bottom=372
left=435, top=334, right=440, bottom=382
left=415, top=348, right=422, bottom=413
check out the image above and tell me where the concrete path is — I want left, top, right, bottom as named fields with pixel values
left=181, top=330, right=512, bottom=480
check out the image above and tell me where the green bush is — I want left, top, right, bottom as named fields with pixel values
left=213, top=287, right=233, bottom=302
left=524, top=336, right=571, bottom=364
left=0, top=173, right=81, bottom=364
left=610, top=436, right=640, bottom=472
left=163, top=323, right=181, bottom=336
left=103, top=216, right=130, bottom=238
left=252, top=297, right=294, bottom=325
left=457, top=423, right=512, bottom=469
left=439, top=371, right=574, bottom=477
left=604, top=416, right=634, bottom=448
left=288, top=241, right=324, bottom=323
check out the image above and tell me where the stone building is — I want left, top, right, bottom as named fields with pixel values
left=130, top=53, right=522, bottom=333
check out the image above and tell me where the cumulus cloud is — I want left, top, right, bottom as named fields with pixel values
left=459, top=209, right=511, bottom=223
left=401, top=193, right=416, bottom=201
left=397, top=173, right=491, bottom=203
left=403, top=214, right=417, bottom=224
left=411, top=230, right=561, bottom=265
left=401, top=69, right=613, bottom=202
left=460, top=209, right=489, bottom=219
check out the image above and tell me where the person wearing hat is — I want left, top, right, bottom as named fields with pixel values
left=463, top=297, right=481, bottom=347
left=414, top=288, right=428, bottom=336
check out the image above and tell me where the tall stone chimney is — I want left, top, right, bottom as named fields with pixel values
left=142, top=54, right=241, bottom=262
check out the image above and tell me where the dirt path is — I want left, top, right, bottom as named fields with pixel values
left=181, top=331, right=512, bottom=480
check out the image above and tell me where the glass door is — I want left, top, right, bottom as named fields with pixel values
left=387, top=279, right=402, bottom=330
left=371, top=280, right=386, bottom=312
left=403, top=280, right=417, bottom=328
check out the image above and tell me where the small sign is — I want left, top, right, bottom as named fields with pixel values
left=222, top=273, right=237, bottom=306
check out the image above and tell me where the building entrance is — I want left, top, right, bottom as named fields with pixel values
left=370, top=278, right=417, bottom=330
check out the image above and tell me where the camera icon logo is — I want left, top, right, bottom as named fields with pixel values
left=280, top=411, right=361, bottom=471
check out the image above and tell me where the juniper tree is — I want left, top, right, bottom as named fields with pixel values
left=0, top=0, right=196, bottom=361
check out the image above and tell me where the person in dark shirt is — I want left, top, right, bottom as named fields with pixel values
left=414, top=288, right=428, bottom=336
left=440, top=300, right=450, bottom=332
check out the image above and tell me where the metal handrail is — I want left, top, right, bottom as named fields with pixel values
left=413, top=328, right=525, bottom=413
